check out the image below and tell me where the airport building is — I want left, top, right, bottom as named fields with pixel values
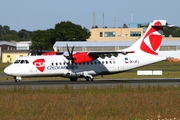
left=88, top=27, right=144, bottom=41
left=87, top=22, right=180, bottom=42
left=1, top=41, right=31, bottom=63
left=0, top=41, right=16, bottom=58
left=2, top=50, right=29, bottom=63
left=16, top=41, right=32, bottom=50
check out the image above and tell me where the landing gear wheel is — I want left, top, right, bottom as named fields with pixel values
left=15, top=79, right=20, bottom=82
left=85, top=77, right=93, bottom=82
left=70, top=78, right=77, bottom=81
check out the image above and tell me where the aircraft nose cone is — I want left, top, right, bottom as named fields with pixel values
left=4, top=66, right=11, bottom=75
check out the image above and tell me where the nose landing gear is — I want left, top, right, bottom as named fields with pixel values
left=14, top=76, right=21, bottom=82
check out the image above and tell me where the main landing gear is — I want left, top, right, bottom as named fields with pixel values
left=14, top=76, right=21, bottom=82
left=85, top=76, right=94, bottom=81
left=69, top=72, right=94, bottom=82
left=70, top=77, right=94, bottom=81
left=83, top=72, right=94, bottom=81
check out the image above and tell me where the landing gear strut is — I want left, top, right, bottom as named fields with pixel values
left=14, top=76, right=21, bottom=82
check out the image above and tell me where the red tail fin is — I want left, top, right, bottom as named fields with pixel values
left=124, top=20, right=167, bottom=55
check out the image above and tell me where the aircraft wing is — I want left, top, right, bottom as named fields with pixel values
left=88, top=51, right=135, bottom=56
left=67, top=51, right=135, bottom=63
left=30, top=50, right=64, bottom=56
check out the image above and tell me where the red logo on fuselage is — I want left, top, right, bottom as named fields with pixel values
left=33, top=59, right=45, bottom=72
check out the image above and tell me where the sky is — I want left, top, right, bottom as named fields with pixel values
left=1, top=0, right=180, bottom=31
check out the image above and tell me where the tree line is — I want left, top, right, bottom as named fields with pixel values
left=31, top=21, right=90, bottom=51
left=0, top=25, right=33, bottom=41
left=0, top=21, right=180, bottom=51
left=164, top=26, right=180, bottom=37
left=0, top=21, right=90, bottom=51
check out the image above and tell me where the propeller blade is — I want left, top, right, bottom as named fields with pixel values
left=71, top=46, right=74, bottom=56
left=66, top=43, right=71, bottom=56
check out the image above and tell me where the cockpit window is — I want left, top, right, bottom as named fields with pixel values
left=14, top=60, right=29, bottom=64
left=14, top=60, right=20, bottom=64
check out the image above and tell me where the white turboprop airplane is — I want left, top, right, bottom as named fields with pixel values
left=4, top=20, right=168, bottom=82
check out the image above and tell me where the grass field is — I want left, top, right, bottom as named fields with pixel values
left=0, top=86, right=180, bottom=119
left=0, top=61, right=180, bottom=119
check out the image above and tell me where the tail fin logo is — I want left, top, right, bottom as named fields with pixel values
left=140, top=21, right=163, bottom=55
left=33, top=59, right=45, bottom=72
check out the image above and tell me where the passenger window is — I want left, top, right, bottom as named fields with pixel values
left=52, top=63, right=54, bottom=66
left=20, top=60, right=25, bottom=64
left=59, top=62, right=62, bottom=65
left=113, top=61, right=115, bottom=64
left=110, top=61, right=112, bottom=64
left=102, top=61, right=104, bottom=64
left=25, top=60, right=29, bottom=64
left=56, top=63, right=58, bottom=66
left=106, top=61, right=108, bottom=64
left=91, top=61, right=93, bottom=65
left=94, top=61, right=97, bottom=64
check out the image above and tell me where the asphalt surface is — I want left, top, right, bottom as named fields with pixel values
left=0, top=78, right=180, bottom=89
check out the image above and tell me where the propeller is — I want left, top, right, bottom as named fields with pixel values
left=65, top=43, right=75, bottom=64
left=65, top=44, right=77, bottom=73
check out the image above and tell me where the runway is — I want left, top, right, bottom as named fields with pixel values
left=0, top=78, right=180, bottom=89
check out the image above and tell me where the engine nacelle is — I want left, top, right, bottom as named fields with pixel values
left=73, top=52, right=98, bottom=64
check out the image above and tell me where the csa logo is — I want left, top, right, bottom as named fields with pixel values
left=33, top=59, right=45, bottom=72
left=140, top=21, right=163, bottom=55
